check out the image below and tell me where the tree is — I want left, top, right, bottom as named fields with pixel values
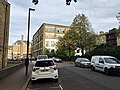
left=32, top=0, right=39, bottom=5
left=56, top=14, right=96, bottom=56
left=66, top=0, right=77, bottom=5
left=70, top=14, right=96, bottom=55
left=84, top=43, right=120, bottom=61
left=32, top=0, right=77, bottom=5
left=44, top=48, right=50, bottom=55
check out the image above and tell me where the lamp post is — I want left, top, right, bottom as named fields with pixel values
left=25, top=8, right=35, bottom=76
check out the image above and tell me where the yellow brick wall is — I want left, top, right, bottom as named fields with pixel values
left=0, top=0, right=10, bottom=69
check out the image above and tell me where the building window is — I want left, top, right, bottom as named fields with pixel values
left=46, top=41, right=50, bottom=47
left=56, top=28, right=64, bottom=33
left=55, top=34, right=64, bottom=39
left=45, top=34, right=54, bottom=39
left=45, top=26, right=55, bottom=32
left=51, top=41, right=55, bottom=47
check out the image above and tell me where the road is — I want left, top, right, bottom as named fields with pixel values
left=27, top=61, right=120, bottom=90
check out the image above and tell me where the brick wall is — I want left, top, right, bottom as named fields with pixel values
left=0, top=0, right=10, bottom=69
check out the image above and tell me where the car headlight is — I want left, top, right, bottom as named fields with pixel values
left=110, top=65, right=115, bottom=68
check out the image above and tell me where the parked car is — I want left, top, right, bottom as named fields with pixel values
left=36, top=55, right=48, bottom=60
left=31, top=59, right=58, bottom=83
left=75, top=58, right=91, bottom=68
left=52, top=57, right=62, bottom=62
left=91, top=56, right=120, bottom=75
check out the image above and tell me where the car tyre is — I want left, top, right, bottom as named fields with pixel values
left=105, top=68, right=110, bottom=75
left=75, top=64, right=77, bottom=67
left=80, top=64, right=83, bottom=68
left=91, top=66, right=95, bottom=71
left=31, top=80, right=35, bottom=84
left=54, top=79, right=58, bottom=83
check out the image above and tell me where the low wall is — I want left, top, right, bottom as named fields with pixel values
left=0, top=62, right=25, bottom=80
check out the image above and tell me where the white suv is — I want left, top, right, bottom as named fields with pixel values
left=91, top=56, right=120, bottom=75
left=31, top=59, right=58, bottom=83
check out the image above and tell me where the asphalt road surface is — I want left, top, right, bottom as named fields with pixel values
left=27, top=61, right=120, bottom=90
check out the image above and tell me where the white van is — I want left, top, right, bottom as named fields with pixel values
left=91, top=56, right=120, bottom=75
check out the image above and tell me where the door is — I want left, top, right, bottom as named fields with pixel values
left=96, top=58, right=104, bottom=71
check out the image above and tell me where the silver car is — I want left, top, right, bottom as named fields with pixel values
left=52, top=57, right=62, bottom=62
left=75, top=58, right=91, bottom=68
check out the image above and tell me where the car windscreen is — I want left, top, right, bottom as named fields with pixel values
left=104, top=58, right=119, bottom=64
left=82, top=60, right=89, bottom=62
left=36, top=55, right=48, bottom=59
left=35, top=61, right=54, bottom=67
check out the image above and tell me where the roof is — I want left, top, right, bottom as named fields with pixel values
left=36, top=59, right=53, bottom=61
left=14, top=40, right=31, bottom=45
left=92, top=55, right=115, bottom=58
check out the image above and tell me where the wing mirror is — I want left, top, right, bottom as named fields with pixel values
left=99, top=61, right=104, bottom=64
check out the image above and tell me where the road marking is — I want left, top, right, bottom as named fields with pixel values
left=59, top=85, right=64, bottom=90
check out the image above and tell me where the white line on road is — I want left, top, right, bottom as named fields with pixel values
left=59, top=85, right=64, bottom=90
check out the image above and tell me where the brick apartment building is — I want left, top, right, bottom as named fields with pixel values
left=97, top=28, right=120, bottom=46
left=106, top=28, right=117, bottom=45
left=32, top=23, right=69, bottom=57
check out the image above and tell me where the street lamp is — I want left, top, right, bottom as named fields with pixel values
left=25, top=8, right=35, bottom=76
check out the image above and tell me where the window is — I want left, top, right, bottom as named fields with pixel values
left=36, top=55, right=48, bottom=59
left=104, top=58, right=119, bottom=64
left=56, top=28, right=64, bottom=33
left=45, top=26, right=55, bottom=32
left=51, top=41, right=55, bottom=47
left=35, top=60, right=54, bottom=67
left=46, top=41, right=50, bottom=47
left=45, top=34, right=54, bottom=39
left=99, top=58, right=104, bottom=63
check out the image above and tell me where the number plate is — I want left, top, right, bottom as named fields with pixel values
left=40, top=70, right=49, bottom=72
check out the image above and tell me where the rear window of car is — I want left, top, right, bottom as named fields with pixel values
left=82, top=60, right=89, bottom=62
left=36, top=55, right=48, bottom=59
left=35, top=60, right=54, bottom=67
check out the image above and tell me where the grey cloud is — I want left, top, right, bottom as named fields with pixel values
left=9, top=0, right=120, bottom=45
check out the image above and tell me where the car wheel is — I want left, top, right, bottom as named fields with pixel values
left=80, top=64, right=83, bottom=68
left=105, top=68, right=109, bottom=75
left=54, top=79, right=58, bottom=83
left=75, top=64, right=77, bottom=67
left=91, top=66, right=95, bottom=71
left=31, top=80, right=35, bottom=84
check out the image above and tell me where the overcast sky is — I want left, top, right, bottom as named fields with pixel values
left=9, top=0, right=120, bottom=45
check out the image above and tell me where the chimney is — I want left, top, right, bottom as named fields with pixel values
left=21, top=35, right=24, bottom=43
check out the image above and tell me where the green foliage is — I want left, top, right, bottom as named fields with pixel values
left=44, top=48, right=50, bottom=55
left=56, top=13, right=96, bottom=57
left=70, top=14, right=96, bottom=55
left=84, top=43, right=120, bottom=60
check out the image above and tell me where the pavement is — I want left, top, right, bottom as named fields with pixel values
left=0, top=63, right=33, bottom=90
